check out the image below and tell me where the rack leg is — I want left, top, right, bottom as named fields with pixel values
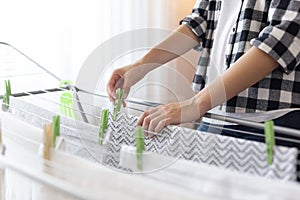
left=0, top=169, right=5, bottom=200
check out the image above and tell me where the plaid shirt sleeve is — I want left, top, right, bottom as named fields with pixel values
left=180, top=0, right=209, bottom=50
left=250, top=0, right=300, bottom=74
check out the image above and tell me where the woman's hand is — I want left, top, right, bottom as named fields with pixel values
left=106, top=66, right=129, bottom=105
left=106, top=63, right=146, bottom=106
left=137, top=97, right=203, bottom=134
left=106, top=24, right=201, bottom=105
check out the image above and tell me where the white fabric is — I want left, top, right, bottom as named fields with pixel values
left=119, top=145, right=175, bottom=172
left=210, top=107, right=300, bottom=123
left=204, top=0, right=240, bottom=124
left=1, top=110, right=300, bottom=199
left=206, top=0, right=240, bottom=84
left=7, top=97, right=299, bottom=181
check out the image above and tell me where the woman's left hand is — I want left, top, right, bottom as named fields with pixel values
left=137, top=97, right=203, bottom=134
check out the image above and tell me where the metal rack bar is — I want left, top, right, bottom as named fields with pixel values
left=1, top=42, right=299, bottom=138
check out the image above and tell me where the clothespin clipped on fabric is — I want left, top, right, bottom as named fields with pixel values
left=40, top=116, right=64, bottom=159
left=264, top=120, right=275, bottom=165
left=98, top=109, right=109, bottom=145
left=112, top=88, right=124, bottom=121
left=59, top=80, right=73, bottom=89
left=135, top=126, right=145, bottom=170
left=0, top=119, right=6, bottom=155
left=52, top=115, right=60, bottom=148
left=59, top=80, right=75, bottom=119
left=2, top=80, right=11, bottom=111
left=43, top=123, right=53, bottom=160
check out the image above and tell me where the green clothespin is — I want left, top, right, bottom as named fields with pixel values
left=59, top=80, right=75, bottom=119
left=98, top=109, right=109, bottom=145
left=135, top=126, right=145, bottom=170
left=3, top=80, right=11, bottom=110
left=59, top=80, right=73, bottom=88
left=264, top=120, right=275, bottom=165
left=112, top=88, right=124, bottom=121
left=52, top=115, right=60, bottom=148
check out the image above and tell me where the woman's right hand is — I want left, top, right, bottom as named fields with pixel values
left=107, top=66, right=129, bottom=105
left=106, top=63, right=145, bottom=106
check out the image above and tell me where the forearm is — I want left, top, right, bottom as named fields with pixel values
left=131, top=24, right=200, bottom=74
left=137, top=47, right=280, bottom=132
left=195, top=47, right=279, bottom=114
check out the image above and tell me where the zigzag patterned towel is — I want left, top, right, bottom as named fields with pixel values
left=105, top=113, right=298, bottom=181
left=9, top=98, right=298, bottom=181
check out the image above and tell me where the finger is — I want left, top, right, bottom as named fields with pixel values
left=146, top=107, right=160, bottom=116
left=121, top=88, right=130, bottom=107
left=137, top=106, right=162, bottom=137
left=114, top=76, right=124, bottom=92
left=108, top=69, right=125, bottom=93
left=143, top=125, right=149, bottom=137
left=155, top=118, right=172, bottom=133
left=146, top=110, right=163, bottom=131
left=142, top=116, right=152, bottom=130
left=148, top=114, right=165, bottom=133
left=107, top=77, right=119, bottom=100
left=137, top=111, right=149, bottom=126
left=109, top=96, right=114, bottom=103
left=137, top=106, right=159, bottom=125
left=142, top=115, right=151, bottom=137
left=122, top=100, right=127, bottom=107
left=142, top=110, right=162, bottom=137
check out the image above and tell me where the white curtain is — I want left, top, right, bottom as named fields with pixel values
left=0, top=0, right=197, bottom=102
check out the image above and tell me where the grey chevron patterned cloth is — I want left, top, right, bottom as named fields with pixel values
left=9, top=97, right=298, bottom=181
left=105, top=112, right=298, bottom=181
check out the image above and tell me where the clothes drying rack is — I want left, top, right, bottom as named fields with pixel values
left=0, top=42, right=300, bottom=200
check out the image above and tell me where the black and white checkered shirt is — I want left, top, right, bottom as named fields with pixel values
left=181, top=0, right=300, bottom=113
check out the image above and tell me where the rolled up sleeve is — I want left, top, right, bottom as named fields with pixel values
left=180, top=0, right=209, bottom=50
left=250, top=0, right=300, bottom=74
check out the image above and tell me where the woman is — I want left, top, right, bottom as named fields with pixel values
left=107, top=0, right=300, bottom=136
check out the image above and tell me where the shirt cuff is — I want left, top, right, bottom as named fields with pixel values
left=250, top=26, right=300, bottom=74
left=180, top=14, right=207, bottom=51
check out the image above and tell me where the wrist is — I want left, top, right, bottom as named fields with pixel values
left=179, top=96, right=209, bottom=123
left=193, top=89, right=212, bottom=117
left=131, top=58, right=160, bottom=77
